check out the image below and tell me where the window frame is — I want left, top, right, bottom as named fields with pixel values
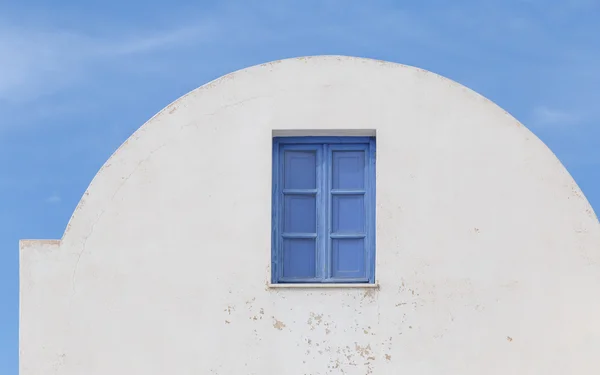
left=271, top=136, right=376, bottom=284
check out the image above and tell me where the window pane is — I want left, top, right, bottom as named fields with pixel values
left=284, top=151, right=316, bottom=189
left=283, top=239, right=316, bottom=278
left=331, top=238, right=365, bottom=278
left=332, top=151, right=365, bottom=189
left=284, top=195, right=316, bottom=233
left=332, top=195, right=365, bottom=233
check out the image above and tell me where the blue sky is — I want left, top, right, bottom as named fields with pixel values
left=1, top=0, right=599, bottom=372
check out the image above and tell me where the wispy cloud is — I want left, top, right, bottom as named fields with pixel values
left=45, top=193, right=61, bottom=204
left=531, top=106, right=582, bottom=127
left=0, top=21, right=218, bottom=104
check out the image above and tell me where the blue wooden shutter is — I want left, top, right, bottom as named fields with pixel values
left=277, top=144, right=322, bottom=281
left=328, top=144, right=370, bottom=280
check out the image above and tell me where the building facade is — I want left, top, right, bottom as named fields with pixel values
left=20, top=56, right=600, bottom=374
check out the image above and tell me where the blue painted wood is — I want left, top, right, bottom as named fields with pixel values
left=284, top=150, right=316, bottom=189
left=283, top=195, right=316, bottom=233
left=282, top=189, right=318, bottom=195
left=367, top=137, right=376, bottom=283
left=332, top=195, right=365, bottom=233
left=323, top=143, right=330, bottom=279
left=272, top=136, right=376, bottom=284
left=282, top=238, right=316, bottom=278
left=271, top=139, right=279, bottom=283
left=332, top=150, right=366, bottom=189
left=331, top=189, right=366, bottom=195
left=328, top=143, right=370, bottom=281
left=330, top=233, right=367, bottom=239
left=281, top=233, right=318, bottom=239
left=332, top=238, right=365, bottom=278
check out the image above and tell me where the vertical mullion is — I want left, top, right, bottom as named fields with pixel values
left=316, top=144, right=326, bottom=281
left=324, top=143, right=332, bottom=280
left=315, top=145, right=321, bottom=280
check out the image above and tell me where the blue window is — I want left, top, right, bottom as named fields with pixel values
left=272, top=137, right=376, bottom=284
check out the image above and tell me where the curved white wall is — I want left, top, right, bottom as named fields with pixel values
left=20, top=56, right=600, bottom=374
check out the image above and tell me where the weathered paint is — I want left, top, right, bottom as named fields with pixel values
left=20, top=56, right=600, bottom=374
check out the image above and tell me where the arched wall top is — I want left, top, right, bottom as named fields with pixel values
left=58, top=55, right=598, bottom=247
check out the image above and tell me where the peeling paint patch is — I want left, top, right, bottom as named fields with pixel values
left=355, top=343, right=373, bottom=359
left=362, top=288, right=377, bottom=302
left=272, top=317, right=286, bottom=330
left=224, top=305, right=235, bottom=315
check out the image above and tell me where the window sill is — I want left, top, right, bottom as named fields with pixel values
left=268, top=283, right=379, bottom=289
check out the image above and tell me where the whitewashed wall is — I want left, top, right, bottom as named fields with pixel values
left=20, top=56, right=600, bottom=374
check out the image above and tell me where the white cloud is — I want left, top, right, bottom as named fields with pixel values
left=0, top=21, right=219, bottom=104
left=531, top=106, right=582, bottom=127
left=46, top=194, right=61, bottom=204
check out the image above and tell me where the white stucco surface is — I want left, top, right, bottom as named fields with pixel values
left=20, top=56, right=600, bottom=374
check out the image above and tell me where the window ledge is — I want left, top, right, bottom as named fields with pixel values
left=268, top=283, right=379, bottom=289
